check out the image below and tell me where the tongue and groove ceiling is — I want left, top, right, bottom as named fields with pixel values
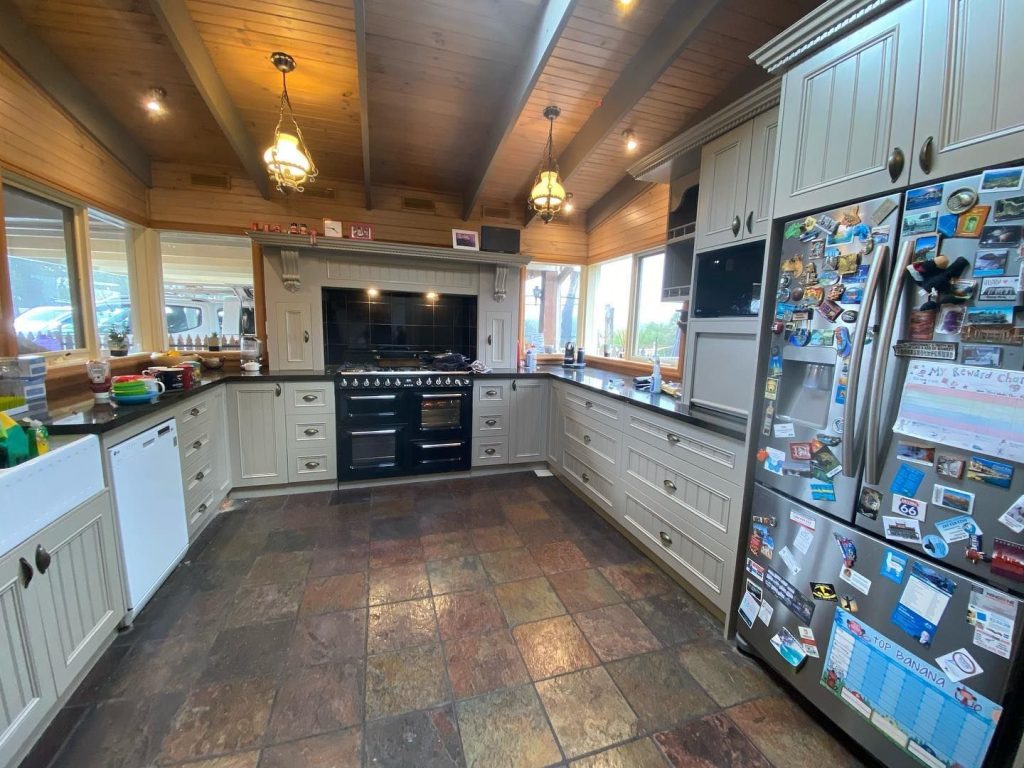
left=6, top=0, right=819, bottom=222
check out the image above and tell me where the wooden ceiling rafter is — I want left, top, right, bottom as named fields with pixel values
left=150, top=0, right=272, bottom=199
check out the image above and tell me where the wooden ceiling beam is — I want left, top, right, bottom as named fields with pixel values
left=150, top=0, right=271, bottom=200
left=0, top=1, right=152, bottom=187
left=354, top=0, right=372, bottom=209
left=461, top=0, right=580, bottom=221
left=524, top=0, right=723, bottom=225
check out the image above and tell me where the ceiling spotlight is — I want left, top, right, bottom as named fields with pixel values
left=618, top=0, right=633, bottom=6
left=144, top=87, right=167, bottom=115
left=623, top=130, right=638, bottom=153
left=426, top=291, right=439, bottom=301
left=367, top=287, right=380, bottom=298
left=564, top=201, right=575, bottom=214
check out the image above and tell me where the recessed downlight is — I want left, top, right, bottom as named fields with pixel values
left=144, top=87, right=167, bottom=115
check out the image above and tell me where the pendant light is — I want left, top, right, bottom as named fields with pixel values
left=263, top=52, right=318, bottom=193
left=529, top=106, right=573, bottom=223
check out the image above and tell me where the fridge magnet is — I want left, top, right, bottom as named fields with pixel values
left=764, top=377, right=779, bottom=400
left=760, top=403, right=775, bottom=437
left=904, top=210, right=938, bottom=235
left=810, top=582, right=838, bottom=601
left=752, top=515, right=777, bottom=528
left=833, top=417, right=845, bottom=435
left=967, top=584, right=1016, bottom=659
left=966, top=456, right=1014, bottom=488
left=839, top=309, right=858, bottom=324
left=827, top=283, right=846, bottom=302
left=993, top=195, right=1024, bottom=221
left=789, top=328, right=811, bottom=347
left=770, top=627, right=808, bottom=669
left=803, top=261, right=820, bottom=286
left=836, top=251, right=859, bottom=275
left=880, top=549, right=908, bottom=584
left=781, top=255, right=804, bottom=274
left=815, top=433, right=841, bottom=448
left=961, top=343, right=1003, bottom=367
left=859, top=487, right=882, bottom=519
left=979, top=225, right=1022, bottom=247
left=936, top=306, right=965, bottom=334
left=833, top=534, right=858, bottom=568
left=749, top=527, right=764, bottom=556
left=818, top=270, right=841, bottom=286
left=912, top=235, right=939, bottom=262
left=935, top=648, right=984, bottom=683
left=883, top=515, right=923, bottom=544
left=827, top=226, right=854, bottom=246
left=789, top=442, right=813, bottom=460
left=961, top=325, right=1024, bottom=344
left=839, top=566, right=872, bottom=595
left=950, top=278, right=977, bottom=300
left=817, top=299, right=842, bottom=322
left=990, top=538, right=1024, bottom=582
left=756, top=599, right=774, bottom=626
left=891, top=562, right=956, bottom=646
left=756, top=524, right=775, bottom=559
left=947, top=186, right=980, bottom=213
left=842, top=282, right=865, bottom=304
left=815, top=213, right=840, bottom=235
left=839, top=594, right=860, bottom=612
left=932, top=484, right=976, bottom=514
left=349, top=222, right=374, bottom=240
left=891, top=463, right=926, bottom=496
left=839, top=206, right=862, bottom=227
left=922, top=534, right=950, bottom=558
left=908, top=309, right=937, bottom=339
left=891, top=494, right=928, bottom=521
left=798, top=626, right=819, bottom=657
left=907, top=184, right=944, bottom=210
left=738, top=590, right=760, bottom=628
left=895, top=442, right=935, bottom=465
left=869, top=197, right=899, bottom=226
left=746, top=557, right=766, bottom=581
left=834, top=384, right=846, bottom=405
left=997, top=494, right=1024, bottom=534
left=936, top=454, right=966, bottom=479
left=965, top=533, right=987, bottom=564
left=778, top=545, right=802, bottom=575
left=762, top=447, right=785, bottom=475
left=972, top=249, right=1009, bottom=276
left=979, top=167, right=1024, bottom=193
left=773, top=422, right=795, bottom=439
left=871, top=225, right=891, bottom=245
left=784, top=220, right=804, bottom=239
left=966, top=306, right=1015, bottom=326
left=746, top=579, right=764, bottom=601
left=978, top=275, right=1019, bottom=301
left=892, top=340, right=958, bottom=360
left=809, top=239, right=825, bottom=259
left=938, top=213, right=959, bottom=238
left=812, top=445, right=842, bottom=478
left=934, top=515, right=981, bottom=544
left=789, top=509, right=816, bottom=529
left=811, top=482, right=837, bottom=502
left=793, top=525, right=814, bottom=555
left=955, top=205, right=991, bottom=237
left=765, top=566, right=815, bottom=624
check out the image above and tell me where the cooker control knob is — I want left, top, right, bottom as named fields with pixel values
left=339, top=378, right=348, bottom=387
left=383, top=378, right=391, bottom=387
left=363, top=378, right=370, bottom=387
left=426, top=377, right=433, bottom=386
left=445, top=377, right=452, bottom=385
left=416, top=378, right=423, bottom=386
left=374, top=378, right=381, bottom=387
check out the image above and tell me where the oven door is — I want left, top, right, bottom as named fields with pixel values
left=338, top=425, right=406, bottom=479
left=413, top=391, right=470, bottom=437
left=409, top=438, right=470, bottom=474
left=338, top=391, right=403, bottom=422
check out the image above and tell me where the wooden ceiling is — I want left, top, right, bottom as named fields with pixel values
left=5, top=0, right=821, bottom=223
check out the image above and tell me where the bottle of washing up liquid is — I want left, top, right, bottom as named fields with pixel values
left=650, top=355, right=661, bottom=396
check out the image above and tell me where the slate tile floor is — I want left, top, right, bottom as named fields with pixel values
left=22, top=472, right=869, bottom=768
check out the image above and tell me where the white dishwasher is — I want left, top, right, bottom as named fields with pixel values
left=107, top=418, right=188, bottom=620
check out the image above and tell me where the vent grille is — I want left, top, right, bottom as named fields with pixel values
left=482, top=205, right=512, bottom=220
left=402, top=196, right=437, bottom=213
left=303, top=186, right=336, bottom=199
left=189, top=173, right=231, bottom=190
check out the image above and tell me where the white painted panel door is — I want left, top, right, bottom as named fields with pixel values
left=230, top=383, right=288, bottom=487
left=913, top=0, right=1024, bottom=182
left=274, top=302, right=313, bottom=370
left=773, top=0, right=923, bottom=218
left=0, top=543, right=56, bottom=768
left=695, top=121, right=752, bottom=251
left=482, top=311, right=513, bottom=370
left=509, top=378, right=549, bottom=463
left=35, top=492, right=125, bottom=693
left=744, top=107, right=779, bottom=240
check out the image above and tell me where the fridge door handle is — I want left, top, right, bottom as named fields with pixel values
left=842, top=244, right=889, bottom=478
left=866, top=239, right=915, bottom=484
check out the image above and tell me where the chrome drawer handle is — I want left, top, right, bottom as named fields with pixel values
left=666, top=433, right=680, bottom=444
left=196, top=471, right=205, bottom=481
left=485, top=389, right=498, bottom=396
left=198, top=503, right=208, bottom=514
left=303, top=427, right=320, bottom=436
left=659, top=531, right=672, bottom=546
left=584, top=401, right=594, bottom=408
left=305, top=461, right=321, bottom=469
left=485, top=419, right=497, bottom=426
left=302, top=394, right=318, bottom=402
left=583, top=434, right=591, bottom=444
left=663, top=479, right=677, bottom=492
left=484, top=448, right=496, bottom=456
left=189, top=407, right=200, bottom=416
left=581, top=472, right=591, bottom=483
left=192, top=439, right=202, bottom=450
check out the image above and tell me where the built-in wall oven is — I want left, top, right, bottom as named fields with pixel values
left=336, top=372, right=473, bottom=481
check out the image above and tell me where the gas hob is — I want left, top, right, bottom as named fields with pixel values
left=335, top=371, right=472, bottom=390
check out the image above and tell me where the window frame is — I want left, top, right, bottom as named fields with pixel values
left=628, top=249, right=681, bottom=367
left=519, top=261, right=587, bottom=361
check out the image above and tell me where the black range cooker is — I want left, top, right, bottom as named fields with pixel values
left=335, top=367, right=473, bottom=481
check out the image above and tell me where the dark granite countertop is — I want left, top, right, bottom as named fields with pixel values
left=40, top=365, right=746, bottom=441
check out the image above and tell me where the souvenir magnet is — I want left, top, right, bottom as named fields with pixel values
left=834, top=326, right=852, bottom=357
left=819, top=270, right=841, bottom=286
left=776, top=288, right=791, bottom=302
left=779, top=274, right=792, bottom=288
left=803, top=286, right=824, bottom=306
left=790, top=328, right=811, bottom=347
left=809, top=330, right=825, bottom=347
left=817, top=300, right=842, bottom=322
left=816, top=434, right=841, bottom=447
left=784, top=221, right=804, bottom=239
left=859, top=487, right=882, bottom=519
left=834, top=534, right=858, bottom=568
left=760, top=403, right=775, bottom=437
left=840, top=309, right=859, bottom=323
left=803, top=262, right=819, bottom=285
left=790, top=286, right=804, bottom=302
left=771, top=320, right=785, bottom=335
left=839, top=206, right=861, bottom=227
left=843, top=284, right=864, bottom=304
left=839, top=595, right=859, bottom=612
left=837, top=252, right=860, bottom=275
left=827, top=283, right=846, bottom=302
left=816, top=214, right=840, bottom=235
left=946, top=187, right=979, bottom=214
left=752, top=515, right=777, bottom=527
left=809, top=240, right=825, bottom=260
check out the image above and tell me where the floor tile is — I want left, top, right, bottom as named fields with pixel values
left=575, top=604, right=662, bottom=662
left=479, top=547, right=543, bottom=583
left=630, top=591, right=718, bottom=646
left=98, top=631, right=215, bottom=699
left=570, top=737, right=667, bottom=767
left=370, top=537, right=426, bottom=568
left=159, top=677, right=276, bottom=762
left=132, top=586, right=231, bottom=642
left=301, top=572, right=368, bottom=614
left=427, top=555, right=492, bottom=594
left=513, top=615, right=598, bottom=680
left=263, top=528, right=315, bottom=552
left=503, top=500, right=551, bottom=526
left=368, top=597, right=438, bottom=652
left=203, top=620, right=292, bottom=681
left=456, top=685, right=562, bottom=768
left=165, top=752, right=260, bottom=768
left=530, top=540, right=591, bottom=574
left=289, top=609, right=368, bottom=667
left=364, top=704, right=465, bottom=767
left=260, top=727, right=362, bottom=768
left=224, top=581, right=303, bottom=628
left=471, top=524, right=524, bottom=553
left=548, top=568, right=623, bottom=613
left=600, top=561, right=675, bottom=600
left=726, top=695, right=865, bottom=768
left=267, top=660, right=363, bottom=742
left=369, top=563, right=432, bottom=605
left=335, top=487, right=373, bottom=505
left=606, top=649, right=716, bottom=732
left=676, top=642, right=778, bottom=707
left=444, top=627, right=530, bottom=699
left=655, top=712, right=771, bottom=768
left=309, top=544, right=369, bottom=577
left=422, top=530, right=477, bottom=560
left=536, top=666, right=640, bottom=759
left=16, top=704, right=88, bottom=768
left=514, top=517, right=574, bottom=546
left=495, top=576, right=566, bottom=626
left=372, top=514, right=422, bottom=540
left=434, top=589, right=507, bottom=640
left=365, top=643, right=448, bottom=719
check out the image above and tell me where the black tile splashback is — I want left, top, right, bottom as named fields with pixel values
left=322, top=287, right=477, bottom=366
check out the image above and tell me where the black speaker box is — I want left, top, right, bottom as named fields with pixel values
left=480, top=225, right=521, bottom=254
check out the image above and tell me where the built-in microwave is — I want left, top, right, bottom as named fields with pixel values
left=690, top=240, right=765, bottom=318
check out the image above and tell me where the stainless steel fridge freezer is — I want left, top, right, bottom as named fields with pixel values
left=741, top=484, right=1023, bottom=768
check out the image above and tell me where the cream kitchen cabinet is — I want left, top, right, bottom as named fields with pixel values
left=508, top=378, right=548, bottom=463
left=481, top=311, right=514, bottom=370
left=694, top=107, right=778, bottom=250
left=175, top=388, right=230, bottom=538
left=228, top=381, right=289, bottom=487
left=274, top=301, right=314, bottom=371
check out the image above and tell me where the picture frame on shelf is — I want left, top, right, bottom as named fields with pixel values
left=349, top=222, right=374, bottom=240
left=452, top=229, right=479, bottom=250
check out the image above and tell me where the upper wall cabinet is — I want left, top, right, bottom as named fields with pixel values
left=912, top=0, right=1024, bottom=182
left=772, top=1, right=923, bottom=218
left=274, top=302, right=314, bottom=371
left=695, top=108, right=779, bottom=251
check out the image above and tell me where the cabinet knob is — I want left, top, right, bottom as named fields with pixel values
left=581, top=471, right=591, bottom=483
left=485, top=389, right=498, bottom=396
left=302, top=394, right=318, bottom=402
left=19, top=558, right=32, bottom=588
left=192, top=439, right=203, bottom=450
left=512, top=380, right=517, bottom=391
left=198, top=503, right=208, bottom=514
left=666, top=433, right=681, bottom=444
left=190, top=407, right=200, bottom=417
left=303, top=330, right=310, bottom=343
left=303, top=427, right=320, bottom=436
left=305, top=460, right=321, bottom=469
left=731, top=215, right=741, bottom=236
left=663, top=479, right=677, bottom=492
left=487, top=334, right=493, bottom=345
left=196, top=471, right=205, bottom=481
left=275, top=383, right=282, bottom=397
left=746, top=211, right=754, bottom=234
left=886, top=146, right=905, bottom=182
left=584, top=401, right=593, bottom=409
left=583, top=434, right=591, bottom=444
left=485, top=419, right=497, bottom=426
left=35, top=545, right=51, bottom=574
left=659, top=531, right=673, bottom=547
left=918, top=136, right=934, bottom=174
left=484, top=448, right=496, bottom=456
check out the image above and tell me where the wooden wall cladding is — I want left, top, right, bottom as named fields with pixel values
left=587, top=183, right=668, bottom=263
left=0, top=56, right=148, bottom=222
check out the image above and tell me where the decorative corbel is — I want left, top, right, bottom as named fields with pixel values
left=280, top=249, right=301, bottom=292
left=493, top=265, right=508, bottom=303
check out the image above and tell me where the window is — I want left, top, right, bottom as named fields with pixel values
left=523, top=263, right=581, bottom=354
left=632, top=252, right=681, bottom=366
left=159, top=232, right=254, bottom=346
left=4, top=186, right=82, bottom=354
left=88, top=210, right=136, bottom=352
left=586, top=256, right=633, bottom=358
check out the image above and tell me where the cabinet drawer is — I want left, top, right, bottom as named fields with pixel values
left=290, top=419, right=331, bottom=444
left=186, top=489, right=217, bottom=535
left=624, top=406, right=744, bottom=483
left=285, top=383, right=334, bottom=414
left=473, top=412, right=507, bottom=436
left=562, top=387, right=622, bottom=429
left=475, top=381, right=508, bottom=404
left=621, top=435, right=742, bottom=548
left=288, top=449, right=336, bottom=483
left=177, top=396, right=212, bottom=430
left=183, top=457, right=215, bottom=502
left=472, top=437, right=508, bottom=466
left=621, top=490, right=730, bottom=611
left=179, top=426, right=214, bottom=465
left=562, top=411, right=618, bottom=470
left=562, top=447, right=617, bottom=513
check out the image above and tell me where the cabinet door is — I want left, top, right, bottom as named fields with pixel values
left=912, top=0, right=1024, bottom=182
left=229, top=383, right=288, bottom=487
left=773, top=0, right=923, bottom=219
left=744, top=107, right=779, bottom=240
left=0, top=545, right=56, bottom=768
left=695, top=121, right=752, bottom=250
left=274, top=302, right=313, bottom=370
left=482, top=311, right=514, bottom=370
left=35, top=492, right=125, bottom=693
left=509, top=379, right=548, bottom=463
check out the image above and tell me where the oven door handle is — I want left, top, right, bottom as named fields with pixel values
left=420, top=393, right=464, bottom=399
left=348, top=394, right=397, bottom=400
left=349, top=429, right=399, bottom=436
left=420, top=441, right=463, bottom=449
